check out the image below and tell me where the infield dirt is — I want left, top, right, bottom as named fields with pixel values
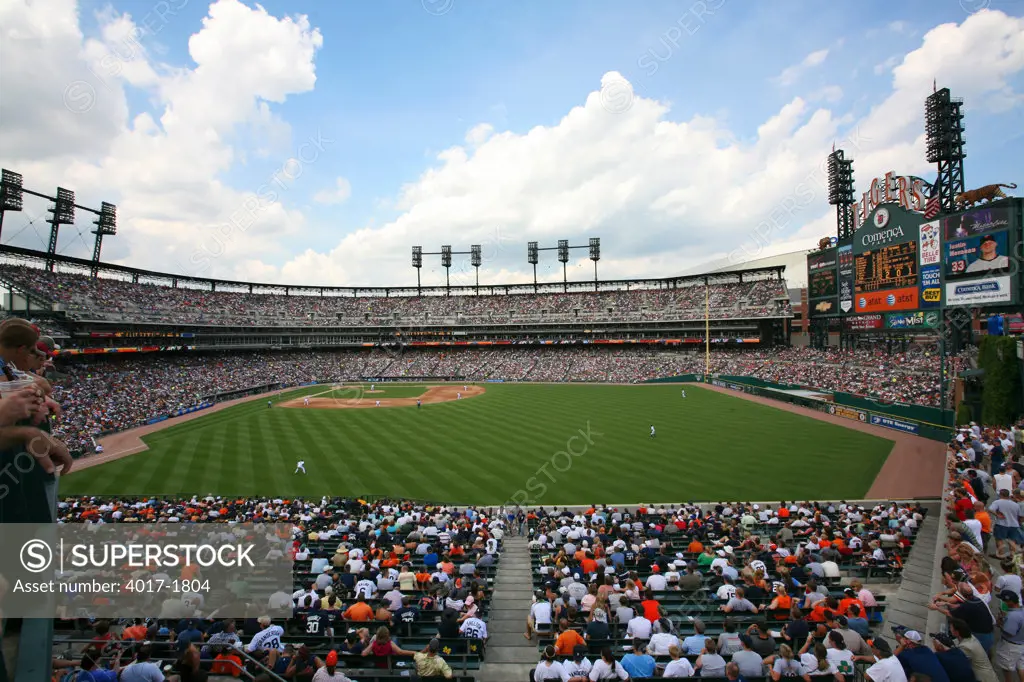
left=279, top=384, right=485, bottom=409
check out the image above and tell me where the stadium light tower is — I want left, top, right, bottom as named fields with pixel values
left=925, top=86, right=966, bottom=215
left=557, top=239, right=569, bottom=292
left=91, top=202, right=117, bottom=277
left=527, top=241, right=539, bottom=293
left=412, top=245, right=423, bottom=294
left=0, top=169, right=24, bottom=239
left=826, top=149, right=855, bottom=240
left=471, top=244, right=482, bottom=293
left=441, top=245, right=452, bottom=294
left=589, top=237, right=601, bottom=291
left=46, top=187, right=76, bottom=271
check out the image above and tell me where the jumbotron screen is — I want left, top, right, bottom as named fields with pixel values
left=808, top=269, right=837, bottom=298
left=854, top=241, right=918, bottom=294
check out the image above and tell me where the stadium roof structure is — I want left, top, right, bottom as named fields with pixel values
left=684, top=249, right=810, bottom=289
left=0, top=244, right=788, bottom=297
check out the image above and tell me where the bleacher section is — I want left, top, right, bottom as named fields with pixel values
left=0, top=263, right=791, bottom=326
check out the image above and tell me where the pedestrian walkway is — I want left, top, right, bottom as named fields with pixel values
left=880, top=503, right=942, bottom=641
left=479, top=533, right=537, bottom=682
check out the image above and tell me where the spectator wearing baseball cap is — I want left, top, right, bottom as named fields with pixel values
left=894, top=629, right=950, bottom=682
left=861, top=638, right=904, bottom=682
left=312, top=650, right=351, bottom=682
left=996, top=589, right=1024, bottom=680
left=928, top=632, right=978, bottom=682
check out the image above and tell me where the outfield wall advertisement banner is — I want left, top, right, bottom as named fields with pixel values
left=870, top=414, right=920, bottom=434
left=945, top=276, right=1013, bottom=305
left=827, top=404, right=866, bottom=422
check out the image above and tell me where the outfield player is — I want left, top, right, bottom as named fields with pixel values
left=681, top=389, right=686, bottom=398
left=267, top=400, right=272, bottom=409
left=457, top=392, right=462, bottom=400
left=417, top=399, right=422, bottom=409
left=295, top=460, right=306, bottom=474
left=371, top=384, right=375, bottom=392
left=650, top=425, right=656, bottom=438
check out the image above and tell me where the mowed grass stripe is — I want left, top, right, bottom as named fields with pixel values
left=60, top=384, right=895, bottom=503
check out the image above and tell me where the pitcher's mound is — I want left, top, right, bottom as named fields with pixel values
left=280, top=385, right=485, bottom=409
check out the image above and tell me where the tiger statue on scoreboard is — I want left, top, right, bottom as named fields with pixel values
left=954, top=183, right=1017, bottom=210
left=818, top=237, right=832, bottom=250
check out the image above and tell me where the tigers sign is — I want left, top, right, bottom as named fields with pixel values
left=850, top=172, right=928, bottom=231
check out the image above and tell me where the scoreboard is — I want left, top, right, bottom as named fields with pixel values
left=854, top=241, right=918, bottom=294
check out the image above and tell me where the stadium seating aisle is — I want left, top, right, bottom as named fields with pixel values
left=878, top=509, right=943, bottom=639
left=478, top=534, right=541, bottom=682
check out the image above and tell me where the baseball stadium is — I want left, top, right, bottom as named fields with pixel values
left=3, top=5, right=1024, bottom=682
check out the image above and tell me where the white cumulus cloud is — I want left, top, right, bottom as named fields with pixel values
left=314, top=177, right=352, bottom=205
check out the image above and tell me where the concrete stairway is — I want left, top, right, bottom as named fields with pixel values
left=479, top=534, right=538, bottom=682
left=880, top=506, right=942, bottom=641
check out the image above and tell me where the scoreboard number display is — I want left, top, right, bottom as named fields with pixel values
left=854, top=241, right=918, bottom=294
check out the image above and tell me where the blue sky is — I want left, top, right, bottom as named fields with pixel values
left=2, top=0, right=1023, bottom=286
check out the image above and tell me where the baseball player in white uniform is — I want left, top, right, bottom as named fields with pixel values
left=304, top=397, right=310, bottom=406
left=375, top=400, right=381, bottom=407
left=650, top=425, right=656, bottom=438
left=294, top=460, right=306, bottom=474
left=681, top=389, right=686, bottom=398
left=457, top=392, right=462, bottom=400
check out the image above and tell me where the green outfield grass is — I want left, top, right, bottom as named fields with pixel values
left=59, top=383, right=895, bottom=504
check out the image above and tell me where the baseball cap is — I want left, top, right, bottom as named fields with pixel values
left=902, top=630, right=923, bottom=643
left=931, top=632, right=955, bottom=648
left=1000, top=590, right=1020, bottom=603
left=325, top=651, right=338, bottom=665
left=871, top=638, right=892, bottom=654
left=573, top=644, right=588, bottom=660
left=428, top=639, right=441, bottom=652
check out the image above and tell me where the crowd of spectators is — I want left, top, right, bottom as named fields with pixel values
left=45, top=343, right=959, bottom=455
left=0, top=263, right=792, bottom=326
left=523, top=500, right=925, bottom=680
left=921, top=421, right=1024, bottom=682
left=48, top=497, right=504, bottom=680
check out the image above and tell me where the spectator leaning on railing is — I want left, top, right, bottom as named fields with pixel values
left=0, top=317, right=73, bottom=523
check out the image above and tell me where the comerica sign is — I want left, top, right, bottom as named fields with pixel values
left=850, top=172, right=928, bottom=231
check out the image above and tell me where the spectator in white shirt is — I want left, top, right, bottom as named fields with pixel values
left=662, top=645, right=695, bottom=678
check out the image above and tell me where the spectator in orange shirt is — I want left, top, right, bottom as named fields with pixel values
left=121, top=619, right=148, bottom=641
left=641, top=590, right=663, bottom=623
left=837, top=588, right=864, bottom=617
left=554, top=619, right=586, bottom=655
left=211, top=646, right=243, bottom=677
left=688, top=539, right=704, bottom=554
left=580, top=553, right=597, bottom=575
left=973, top=501, right=993, bottom=550
left=343, top=596, right=375, bottom=622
